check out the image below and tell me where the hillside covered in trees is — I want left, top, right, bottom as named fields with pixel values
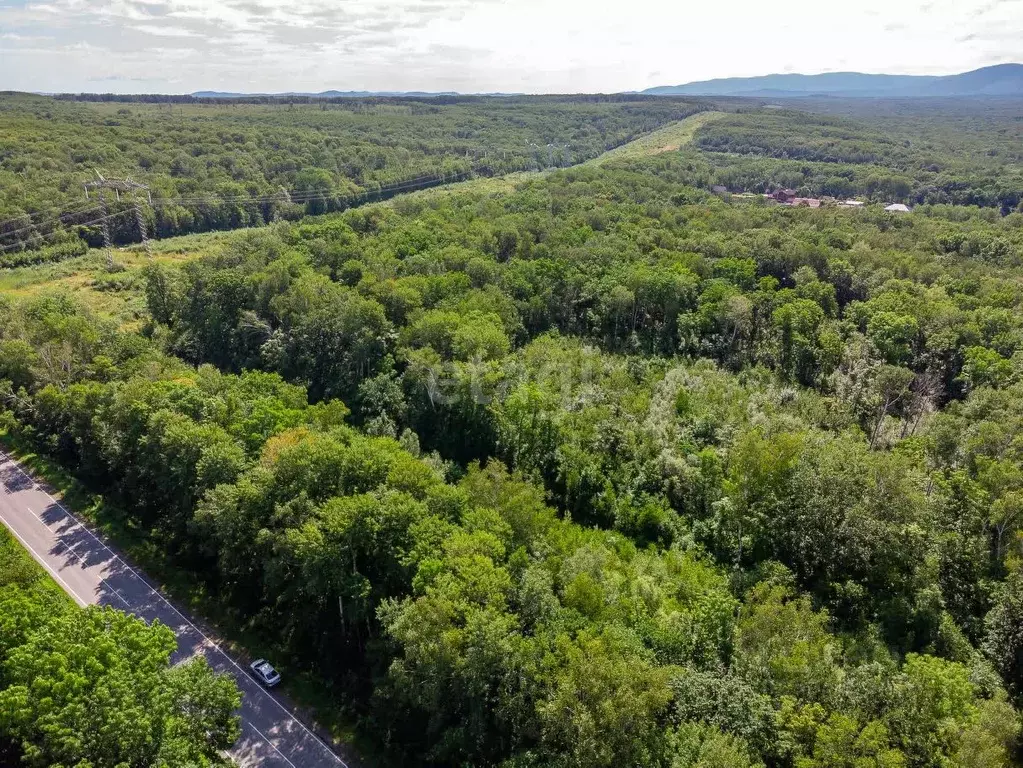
left=0, top=523, right=241, bottom=766
left=692, top=100, right=1023, bottom=211
left=4, top=93, right=1022, bottom=267
left=0, top=94, right=706, bottom=254
left=3, top=101, right=1023, bottom=767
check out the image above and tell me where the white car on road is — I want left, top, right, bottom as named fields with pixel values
left=250, top=659, right=282, bottom=688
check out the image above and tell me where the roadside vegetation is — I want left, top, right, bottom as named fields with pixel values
left=0, top=526, right=241, bottom=766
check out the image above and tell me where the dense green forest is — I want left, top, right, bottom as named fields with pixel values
left=4, top=93, right=1022, bottom=272
left=0, top=524, right=241, bottom=766
left=692, top=101, right=1023, bottom=211
left=4, top=104, right=1023, bottom=767
left=0, top=94, right=705, bottom=254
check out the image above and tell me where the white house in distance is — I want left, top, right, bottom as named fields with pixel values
left=885, top=203, right=911, bottom=213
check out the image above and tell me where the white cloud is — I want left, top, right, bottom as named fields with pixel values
left=126, top=23, right=199, bottom=36
left=0, top=0, right=1018, bottom=93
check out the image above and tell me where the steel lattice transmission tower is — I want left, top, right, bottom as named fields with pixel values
left=84, top=171, right=153, bottom=264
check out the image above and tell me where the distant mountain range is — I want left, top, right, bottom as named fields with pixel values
left=643, top=63, right=1023, bottom=98
left=192, top=90, right=463, bottom=98
left=191, top=64, right=1023, bottom=100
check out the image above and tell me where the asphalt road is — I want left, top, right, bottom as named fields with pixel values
left=0, top=449, right=350, bottom=768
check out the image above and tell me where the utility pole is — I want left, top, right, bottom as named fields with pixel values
left=84, top=171, right=152, bottom=263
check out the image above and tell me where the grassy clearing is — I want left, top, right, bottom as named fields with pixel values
left=583, top=110, right=726, bottom=167
left=390, top=170, right=539, bottom=203
left=0, top=181, right=538, bottom=326
left=0, top=247, right=204, bottom=325
left=387, top=112, right=724, bottom=202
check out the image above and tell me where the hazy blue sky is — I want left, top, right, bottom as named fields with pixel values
left=1, top=0, right=1020, bottom=93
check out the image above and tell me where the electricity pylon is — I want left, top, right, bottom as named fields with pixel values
left=84, top=171, right=153, bottom=263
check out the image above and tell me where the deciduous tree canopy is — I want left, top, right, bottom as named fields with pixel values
left=3, top=96, right=1023, bottom=767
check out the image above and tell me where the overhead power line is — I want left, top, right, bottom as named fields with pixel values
left=2, top=140, right=575, bottom=247
left=0, top=207, right=104, bottom=241
left=0, top=196, right=108, bottom=231
left=1, top=167, right=477, bottom=255
left=0, top=201, right=107, bottom=238
left=0, top=209, right=135, bottom=254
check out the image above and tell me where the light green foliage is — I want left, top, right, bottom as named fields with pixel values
left=960, top=346, right=1014, bottom=390
left=535, top=630, right=675, bottom=768
left=666, top=722, right=764, bottom=768
left=952, top=693, right=1022, bottom=768
left=790, top=713, right=905, bottom=768
left=734, top=583, right=841, bottom=706
left=670, top=669, right=778, bottom=759
left=866, top=312, right=920, bottom=366
left=404, top=308, right=511, bottom=361
left=0, top=530, right=239, bottom=768
left=376, top=464, right=738, bottom=765
left=885, top=654, right=977, bottom=764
